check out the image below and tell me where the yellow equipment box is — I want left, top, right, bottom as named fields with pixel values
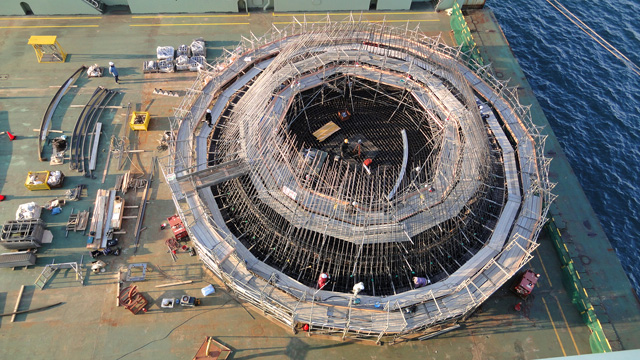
left=27, top=36, right=67, bottom=63
left=130, top=111, right=150, bottom=131
left=25, top=171, right=51, bottom=190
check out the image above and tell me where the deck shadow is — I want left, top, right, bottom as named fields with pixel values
left=0, top=111, right=11, bottom=194
left=0, top=292, right=6, bottom=328
left=154, top=263, right=205, bottom=281
left=227, top=336, right=351, bottom=360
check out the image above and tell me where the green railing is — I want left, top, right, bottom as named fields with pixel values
left=450, top=2, right=484, bottom=68
left=546, top=218, right=612, bottom=353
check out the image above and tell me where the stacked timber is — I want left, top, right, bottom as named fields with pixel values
left=87, top=189, right=116, bottom=249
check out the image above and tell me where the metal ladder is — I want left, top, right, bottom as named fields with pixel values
left=34, top=265, right=56, bottom=290
left=34, top=259, right=85, bottom=290
left=81, top=0, right=105, bottom=13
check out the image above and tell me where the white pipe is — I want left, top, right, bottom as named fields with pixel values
left=387, top=129, right=409, bottom=200
left=263, top=0, right=273, bottom=11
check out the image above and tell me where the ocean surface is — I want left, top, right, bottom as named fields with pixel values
left=486, top=0, right=640, bottom=295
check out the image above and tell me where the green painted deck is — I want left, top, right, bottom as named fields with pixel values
left=0, top=8, right=638, bottom=359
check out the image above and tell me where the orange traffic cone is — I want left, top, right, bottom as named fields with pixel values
left=7, top=132, right=16, bottom=141
left=0, top=195, right=5, bottom=201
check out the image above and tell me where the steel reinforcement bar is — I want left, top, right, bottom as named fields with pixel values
left=70, top=87, right=108, bottom=172
left=38, top=65, right=86, bottom=161
left=85, top=89, right=117, bottom=178
left=79, top=89, right=112, bottom=174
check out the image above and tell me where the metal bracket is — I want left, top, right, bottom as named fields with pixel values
left=125, top=263, right=147, bottom=282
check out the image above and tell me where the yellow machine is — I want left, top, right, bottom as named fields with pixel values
left=130, top=111, right=150, bottom=131
left=28, top=36, right=67, bottom=63
left=25, top=171, right=51, bottom=190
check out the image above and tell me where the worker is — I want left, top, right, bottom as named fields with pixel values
left=341, top=138, right=349, bottom=158
left=413, top=276, right=430, bottom=288
left=347, top=200, right=357, bottom=214
left=318, top=273, right=329, bottom=289
left=353, top=139, right=362, bottom=157
left=204, top=108, right=212, bottom=127
left=352, top=282, right=365, bottom=296
left=108, top=62, right=119, bottom=84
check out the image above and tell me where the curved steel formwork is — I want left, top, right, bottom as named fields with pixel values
left=160, top=18, right=554, bottom=343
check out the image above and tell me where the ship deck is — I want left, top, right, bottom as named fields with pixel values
left=0, top=7, right=639, bottom=359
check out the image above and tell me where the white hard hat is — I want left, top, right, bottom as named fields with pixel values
left=109, top=62, right=114, bottom=66
left=206, top=109, right=211, bottom=113
left=321, top=273, right=328, bottom=279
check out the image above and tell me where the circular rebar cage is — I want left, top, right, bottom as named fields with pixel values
left=166, top=19, right=552, bottom=341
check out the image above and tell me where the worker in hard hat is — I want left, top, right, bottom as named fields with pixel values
left=341, top=138, right=349, bottom=158
left=108, top=61, right=119, bottom=84
left=318, top=273, right=329, bottom=289
left=204, top=108, right=213, bottom=128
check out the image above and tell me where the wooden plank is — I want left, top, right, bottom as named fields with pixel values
left=155, top=280, right=193, bottom=288
left=11, top=285, right=25, bottom=322
left=33, top=129, right=64, bottom=133
left=116, top=276, right=121, bottom=307
left=76, top=210, right=89, bottom=232
left=487, top=200, right=519, bottom=251
left=312, top=121, right=341, bottom=142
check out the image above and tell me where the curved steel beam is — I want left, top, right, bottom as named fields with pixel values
left=38, top=65, right=86, bottom=162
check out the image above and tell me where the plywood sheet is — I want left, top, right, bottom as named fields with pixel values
left=312, top=121, right=340, bottom=142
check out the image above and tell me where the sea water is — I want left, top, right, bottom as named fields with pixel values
left=487, top=0, right=640, bottom=295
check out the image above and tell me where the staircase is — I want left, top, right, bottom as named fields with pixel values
left=81, top=0, right=105, bottom=13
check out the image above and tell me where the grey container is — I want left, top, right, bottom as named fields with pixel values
left=0, top=219, right=46, bottom=250
left=0, top=251, right=37, bottom=268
